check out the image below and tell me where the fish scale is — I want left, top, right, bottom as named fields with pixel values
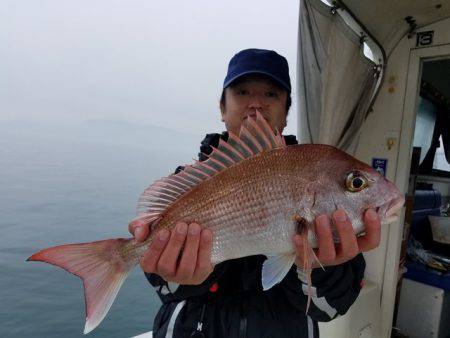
left=147, top=148, right=322, bottom=264
left=27, top=111, right=404, bottom=334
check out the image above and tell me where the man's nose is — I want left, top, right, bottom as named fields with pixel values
left=247, top=94, right=265, bottom=110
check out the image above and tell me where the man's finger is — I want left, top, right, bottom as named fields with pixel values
left=194, top=229, right=213, bottom=279
left=128, top=219, right=141, bottom=235
left=129, top=219, right=150, bottom=242
left=315, top=215, right=336, bottom=264
left=176, top=223, right=201, bottom=281
left=357, top=209, right=381, bottom=252
left=157, top=222, right=188, bottom=278
left=136, top=225, right=150, bottom=242
left=140, top=229, right=170, bottom=273
left=333, top=210, right=359, bottom=260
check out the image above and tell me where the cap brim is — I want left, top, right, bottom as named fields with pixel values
left=223, top=70, right=291, bottom=92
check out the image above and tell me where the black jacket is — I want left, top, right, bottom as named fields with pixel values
left=146, top=133, right=366, bottom=338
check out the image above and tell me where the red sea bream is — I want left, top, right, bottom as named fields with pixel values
left=28, top=112, right=404, bottom=333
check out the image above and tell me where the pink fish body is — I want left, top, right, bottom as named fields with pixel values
left=28, top=112, right=404, bottom=333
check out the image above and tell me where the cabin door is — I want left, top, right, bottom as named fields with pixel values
left=393, top=43, right=450, bottom=338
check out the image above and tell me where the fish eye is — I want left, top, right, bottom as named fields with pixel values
left=346, top=171, right=368, bottom=192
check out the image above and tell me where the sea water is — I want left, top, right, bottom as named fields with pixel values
left=0, top=121, right=200, bottom=337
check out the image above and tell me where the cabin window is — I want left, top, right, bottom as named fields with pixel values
left=413, top=97, right=437, bottom=164
left=434, top=135, right=450, bottom=172
left=313, top=0, right=383, bottom=66
left=413, top=58, right=450, bottom=177
left=363, top=42, right=376, bottom=63
left=413, top=96, right=450, bottom=174
left=319, top=0, right=333, bottom=6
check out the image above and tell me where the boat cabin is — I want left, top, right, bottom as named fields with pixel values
left=297, top=1, right=450, bottom=337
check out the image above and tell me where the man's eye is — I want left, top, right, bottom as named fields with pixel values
left=236, top=89, right=249, bottom=95
left=265, top=91, right=278, bottom=98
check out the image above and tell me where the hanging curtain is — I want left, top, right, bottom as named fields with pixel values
left=297, top=0, right=383, bottom=153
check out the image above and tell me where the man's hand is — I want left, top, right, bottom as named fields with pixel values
left=293, top=209, right=380, bottom=269
left=129, top=219, right=214, bottom=285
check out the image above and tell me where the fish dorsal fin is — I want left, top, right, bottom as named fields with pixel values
left=137, top=110, right=286, bottom=216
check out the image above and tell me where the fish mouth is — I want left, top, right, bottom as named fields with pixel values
left=375, top=195, right=405, bottom=223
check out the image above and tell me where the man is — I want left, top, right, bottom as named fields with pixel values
left=129, top=49, right=381, bottom=337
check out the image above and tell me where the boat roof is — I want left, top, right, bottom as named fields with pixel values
left=342, top=0, right=450, bottom=52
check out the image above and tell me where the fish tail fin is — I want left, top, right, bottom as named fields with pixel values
left=27, top=238, right=134, bottom=334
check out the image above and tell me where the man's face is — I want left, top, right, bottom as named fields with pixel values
left=220, top=76, right=288, bottom=135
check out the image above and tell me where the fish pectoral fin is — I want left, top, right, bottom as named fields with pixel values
left=261, top=253, right=296, bottom=291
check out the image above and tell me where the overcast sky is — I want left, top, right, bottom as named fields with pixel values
left=1, top=0, right=299, bottom=136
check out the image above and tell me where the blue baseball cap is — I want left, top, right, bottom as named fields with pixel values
left=223, top=48, right=291, bottom=93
